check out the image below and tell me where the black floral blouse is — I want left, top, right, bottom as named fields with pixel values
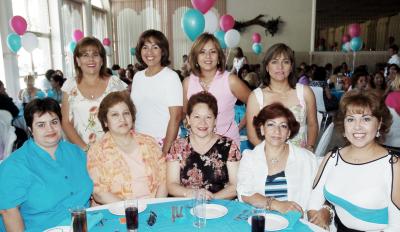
left=167, top=136, right=241, bottom=193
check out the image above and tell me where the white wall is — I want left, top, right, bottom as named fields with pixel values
left=227, top=0, right=313, bottom=64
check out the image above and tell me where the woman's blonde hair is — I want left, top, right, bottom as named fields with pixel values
left=390, top=73, right=400, bottom=90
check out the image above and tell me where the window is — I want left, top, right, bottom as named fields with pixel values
left=92, top=8, right=107, bottom=41
left=12, top=0, right=52, bottom=88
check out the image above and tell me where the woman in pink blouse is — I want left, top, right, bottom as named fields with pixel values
left=87, top=91, right=167, bottom=204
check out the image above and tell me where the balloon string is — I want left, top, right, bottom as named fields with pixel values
left=225, top=48, right=231, bottom=67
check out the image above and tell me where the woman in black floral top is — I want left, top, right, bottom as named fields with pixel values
left=167, top=92, right=241, bottom=199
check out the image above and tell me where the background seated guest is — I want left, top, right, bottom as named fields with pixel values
left=47, top=73, right=65, bottom=104
left=237, top=103, right=318, bottom=215
left=0, top=98, right=93, bottom=231
left=308, top=90, right=400, bottom=231
left=18, top=75, right=45, bottom=108
left=351, top=71, right=368, bottom=91
left=88, top=91, right=167, bottom=204
left=167, top=92, right=240, bottom=200
left=310, top=66, right=338, bottom=111
left=368, top=71, right=387, bottom=98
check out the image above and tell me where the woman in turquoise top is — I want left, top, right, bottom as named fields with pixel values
left=0, top=98, right=93, bottom=232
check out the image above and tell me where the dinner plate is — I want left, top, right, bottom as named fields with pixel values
left=190, top=204, right=228, bottom=219
left=247, top=213, right=289, bottom=231
left=108, top=202, right=147, bottom=215
left=44, top=226, right=71, bottom=232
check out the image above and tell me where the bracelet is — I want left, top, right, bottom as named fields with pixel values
left=321, top=204, right=335, bottom=224
left=265, top=197, right=275, bottom=211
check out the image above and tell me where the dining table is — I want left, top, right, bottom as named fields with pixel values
left=52, top=198, right=327, bottom=232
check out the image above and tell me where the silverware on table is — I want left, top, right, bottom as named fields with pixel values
left=171, top=206, right=176, bottom=223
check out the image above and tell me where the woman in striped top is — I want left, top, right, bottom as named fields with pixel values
left=237, top=103, right=318, bottom=215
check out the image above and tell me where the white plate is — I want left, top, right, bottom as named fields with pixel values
left=108, top=202, right=147, bottom=215
left=44, top=226, right=71, bottom=232
left=247, top=213, right=289, bottom=231
left=190, top=204, right=228, bottom=219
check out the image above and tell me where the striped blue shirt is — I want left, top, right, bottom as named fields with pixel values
left=265, top=170, right=288, bottom=200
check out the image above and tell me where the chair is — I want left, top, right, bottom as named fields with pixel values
left=310, top=86, right=333, bottom=132
left=384, top=107, right=400, bottom=148
left=315, top=122, right=334, bottom=157
left=0, top=120, right=17, bottom=161
left=317, top=111, right=323, bottom=131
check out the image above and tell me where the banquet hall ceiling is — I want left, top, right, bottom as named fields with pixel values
left=316, top=0, right=400, bottom=29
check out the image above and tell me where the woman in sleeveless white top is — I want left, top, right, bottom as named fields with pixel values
left=246, top=43, right=318, bottom=150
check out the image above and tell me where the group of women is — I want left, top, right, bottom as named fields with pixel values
left=0, top=29, right=399, bottom=231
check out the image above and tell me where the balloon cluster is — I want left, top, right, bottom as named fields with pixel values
left=67, top=29, right=84, bottom=54
left=251, top=32, right=262, bottom=55
left=341, top=23, right=363, bottom=52
left=181, top=0, right=241, bottom=49
left=6, top=16, right=39, bottom=53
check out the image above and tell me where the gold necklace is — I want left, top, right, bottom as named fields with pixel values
left=199, top=78, right=214, bottom=90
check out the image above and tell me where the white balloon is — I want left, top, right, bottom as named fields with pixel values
left=203, top=10, right=218, bottom=33
left=104, top=46, right=112, bottom=56
left=224, top=29, right=240, bottom=48
left=21, top=32, right=39, bottom=53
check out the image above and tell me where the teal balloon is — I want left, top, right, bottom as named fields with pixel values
left=350, top=37, right=363, bottom=51
left=7, top=33, right=21, bottom=53
left=214, top=30, right=227, bottom=49
left=252, top=43, right=262, bottom=55
left=181, top=8, right=205, bottom=41
left=69, top=41, right=77, bottom=53
left=130, top=47, right=136, bottom=56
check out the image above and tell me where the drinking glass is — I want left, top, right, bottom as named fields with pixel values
left=70, top=207, right=87, bottom=232
left=251, top=205, right=265, bottom=232
left=192, top=189, right=206, bottom=228
left=124, top=199, right=138, bottom=232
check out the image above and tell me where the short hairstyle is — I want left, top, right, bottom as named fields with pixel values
left=73, top=36, right=109, bottom=83
left=187, top=91, right=218, bottom=118
left=335, top=89, right=392, bottom=143
left=238, top=64, right=250, bottom=79
left=97, top=91, right=136, bottom=132
left=50, top=73, right=65, bottom=87
left=351, top=71, right=368, bottom=88
left=234, top=47, right=244, bottom=58
left=253, top=102, right=300, bottom=140
left=135, top=29, right=171, bottom=67
left=24, top=98, right=62, bottom=129
left=45, top=69, right=55, bottom=81
left=188, top=33, right=226, bottom=77
left=389, top=63, right=400, bottom=72
left=389, top=44, right=399, bottom=53
left=260, top=43, right=297, bottom=89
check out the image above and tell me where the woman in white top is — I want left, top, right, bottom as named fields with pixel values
left=61, top=37, right=127, bottom=150
left=237, top=102, right=318, bottom=214
left=308, top=90, right=400, bottom=231
left=130, top=30, right=182, bottom=155
left=231, top=47, right=248, bottom=74
left=246, top=43, right=318, bottom=150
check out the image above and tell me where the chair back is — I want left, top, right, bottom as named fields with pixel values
left=310, top=86, right=326, bottom=113
left=317, top=111, right=323, bottom=131
left=0, top=120, right=16, bottom=160
left=315, top=122, right=334, bottom=157
left=0, top=110, right=13, bottom=125
left=384, top=107, right=400, bottom=148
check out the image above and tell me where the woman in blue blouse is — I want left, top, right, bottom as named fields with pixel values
left=0, top=98, right=93, bottom=231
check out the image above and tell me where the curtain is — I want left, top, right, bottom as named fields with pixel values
left=110, top=0, right=226, bottom=68
left=92, top=8, right=108, bottom=41
left=61, top=0, right=84, bottom=79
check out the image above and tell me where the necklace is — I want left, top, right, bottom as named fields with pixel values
left=199, top=78, right=213, bottom=90
left=270, top=157, right=279, bottom=164
left=266, top=145, right=288, bottom=165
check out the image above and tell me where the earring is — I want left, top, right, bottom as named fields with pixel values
left=196, top=63, right=199, bottom=68
left=213, top=127, right=217, bottom=133
left=376, top=130, right=381, bottom=138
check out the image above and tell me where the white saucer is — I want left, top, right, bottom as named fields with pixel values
left=44, top=226, right=71, bottom=232
left=190, top=204, right=228, bottom=219
left=247, top=213, right=289, bottom=231
left=108, top=202, right=147, bottom=216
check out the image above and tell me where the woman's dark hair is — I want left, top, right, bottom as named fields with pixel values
left=73, top=36, right=109, bottom=83
left=98, top=91, right=136, bottom=132
left=235, top=47, right=244, bottom=58
left=50, top=73, right=65, bottom=87
left=189, top=33, right=226, bottom=77
left=351, top=71, right=368, bottom=88
left=369, top=72, right=386, bottom=90
left=24, top=98, right=62, bottom=129
left=260, top=43, right=296, bottom=89
left=238, top=64, right=250, bottom=79
left=312, top=66, right=327, bottom=81
left=135, top=29, right=171, bottom=67
left=45, top=69, right=55, bottom=81
left=187, top=91, right=218, bottom=118
left=253, top=102, right=300, bottom=140
left=335, top=89, right=392, bottom=144
left=389, top=63, right=400, bottom=72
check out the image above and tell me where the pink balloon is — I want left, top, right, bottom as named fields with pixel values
left=73, top=29, right=84, bottom=42
left=341, top=34, right=350, bottom=43
left=348, top=24, right=361, bottom=38
left=252, top=32, right=261, bottom=43
left=220, top=14, right=235, bottom=32
left=191, top=0, right=216, bottom=14
left=103, top=38, right=111, bottom=46
left=9, top=16, right=27, bottom=36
